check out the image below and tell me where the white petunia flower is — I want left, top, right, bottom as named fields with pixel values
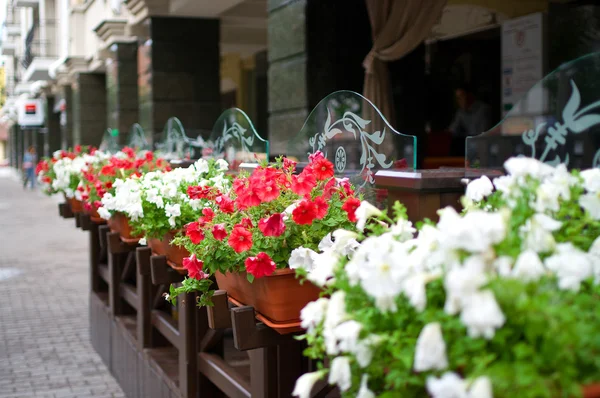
left=520, top=214, right=561, bottom=253
left=580, top=192, right=600, bottom=220
left=289, top=247, right=319, bottom=272
left=306, top=250, right=340, bottom=287
left=98, top=206, right=112, bottom=220
left=581, top=168, right=600, bottom=193
left=460, top=290, right=505, bottom=339
left=427, top=372, right=468, bottom=398
left=444, top=256, right=488, bottom=315
left=588, top=236, right=600, bottom=284
left=328, top=356, right=352, bottom=392
left=468, top=376, right=493, bottom=398
left=389, top=218, right=416, bottom=242
left=356, top=374, right=375, bottom=398
left=545, top=243, right=593, bottom=291
left=318, top=233, right=334, bottom=252
left=512, top=250, right=546, bottom=282
left=355, top=201, right=382, bottom=231
left=414, top=322, right=448, bottom=372
left=465, top=176, right=494, bottom=202
left=300, top=298, right=328, bottom=333
left=216, top=159, right=229, bottom=171
left=292, top=371, right=326, bottom=398
left=504, top=157, right=555, bottom=179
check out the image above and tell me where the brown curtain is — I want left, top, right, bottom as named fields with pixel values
left=363, top=0, right=447, bottom=125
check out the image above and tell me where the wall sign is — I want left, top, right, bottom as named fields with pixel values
left=501, top=12, right=546, bottom=124
left=17, top=98, right=45, bottom=127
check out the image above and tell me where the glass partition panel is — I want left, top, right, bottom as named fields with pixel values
left=287, top=91, right=416, bottom=197
left=205, top=108, right=269, bottom=171
left=467, top=52, right=600, bottom=170
left=127, top=123, right=151, bottom=151
left=154, top=117, right=201, bottom=162
left=98, top=128, right=120, bottom=154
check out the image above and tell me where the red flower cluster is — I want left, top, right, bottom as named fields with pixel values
left=183, top=152, right=360, bottom=280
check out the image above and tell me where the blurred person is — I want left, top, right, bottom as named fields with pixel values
left=22, top=146, right=37, bottom=190
left=449, top=83, right=492, bottom=138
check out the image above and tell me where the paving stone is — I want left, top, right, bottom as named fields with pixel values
left=0, top=171, right=124, bottom=397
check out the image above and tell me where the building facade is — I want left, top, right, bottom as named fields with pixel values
left=0, top=0, right=598, bottom=168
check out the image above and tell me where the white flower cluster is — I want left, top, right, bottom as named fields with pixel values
left=99, top=159, right=229, bottom=229
left=48, top=151, right=110, bottom=198
left=294, top=157, right=600, bottom=398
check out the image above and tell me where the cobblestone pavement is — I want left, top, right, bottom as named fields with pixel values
left=0, top=169, right=125, bottom=398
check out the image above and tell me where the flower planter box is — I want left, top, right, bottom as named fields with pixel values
left=68, top=198, right=84, bottom=213
left=107, top=213, right=141, bottom=244
left=584, top=384, right=600, bottom=398
left=147, top=231, right=189, bottom=275
left=163, top=231, right=188, bottom=275
left=84, top=206, right=105, bottom=224
left=214, top=269, right=321, bottom=327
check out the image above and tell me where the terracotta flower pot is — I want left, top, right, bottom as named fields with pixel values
left=584, top=384, right=600, bottom=398
left=108, top=213, right=141, bottom=244
left=163, top=230, right=189, bottom=275
left=147, top=237, right=166, bottom=256
left=85, top=206, right=105, bottom=224
left=68, top=197, right=84, bottom=213
left=214, top=268, right=322, bottom=325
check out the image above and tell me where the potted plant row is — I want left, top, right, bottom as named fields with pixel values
left=167, top=152, right=363, bottom=331
left=291, top=157, right=600, bottom=398
left=97, top=158, right=231, bottom=268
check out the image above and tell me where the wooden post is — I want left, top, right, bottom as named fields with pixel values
left=107, top=231, right=128, bottom=316
left=178, top=292, right=198, bottom=398
left=89, top=221, right=101, bottom=294
left=136, top=247, right=154, bottom=349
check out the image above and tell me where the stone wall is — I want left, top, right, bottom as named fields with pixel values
left=106, top=42, right=139, bottom=145
left=72, top=73, right=107, bottom=146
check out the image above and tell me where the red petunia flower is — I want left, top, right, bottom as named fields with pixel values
left=255, top=180, right=280, bottom=202
left=258, top=213, right=286, bottom=237
left=291, top=172, right=317, bottom=196
left=183, top=255, right=208, bottom=280
left=215, top=195, right=234, bottom=213
left=342, top=197, right=361, bottom=222
left=187, top=186, right=220, bottom=200
left=185, top=221, right=205, bottom=244
left=105, top=181, right=113, bottom=189
left=145, top=151, right=154, bottom=161
left=74, top=144, right=82, bottom=154
left=212, top=224, right=227, bottom=241
left=93, top=201, right=102, bottom=209
left=292, top=199, right=319, bottom=225
left=236, top=218, right=253, bottom=229
left=100, top=165, right=116, bottom=176
left=336, top=178, right=354, bottom=197
left=308, top=151, right=325, bottom=163
left=122, top=147, right=136, bottom=158
left=236, top=187, right=261, bottom=210
left=245, top=252, right=276, bottom=278
left=228, top=226, right=253, bottom=253
left=42, top=176, right=52, bottom=184
left=311, top=158, right=335, bottom=181
left=313, top=196, right=329, bottom=219
left=202, top=207, right=215, bottom=222
left=283, top=157, right=297, bottom=172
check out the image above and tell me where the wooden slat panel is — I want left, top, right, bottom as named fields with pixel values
left=151, top=311, right=181, bottom=349
left=120, top=283, right=139, bottom=310
left=197, top=352, right=251, bottom=398
left=98, top=264, right=110, bottom=283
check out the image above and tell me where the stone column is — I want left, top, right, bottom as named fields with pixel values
left=60, top=84, right=73, bottom=149
left=45, top=95, right=62, bottom=155
left=267, top=0, right=308, bottom=156
left=106, top=41, right=139, bottom=145
left=72, top=73, right=107, bottom=146
left=138, top=17, right=221, bottom=144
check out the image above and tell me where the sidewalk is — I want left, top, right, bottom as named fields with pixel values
left=0, top=170, right=125, bottom=398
